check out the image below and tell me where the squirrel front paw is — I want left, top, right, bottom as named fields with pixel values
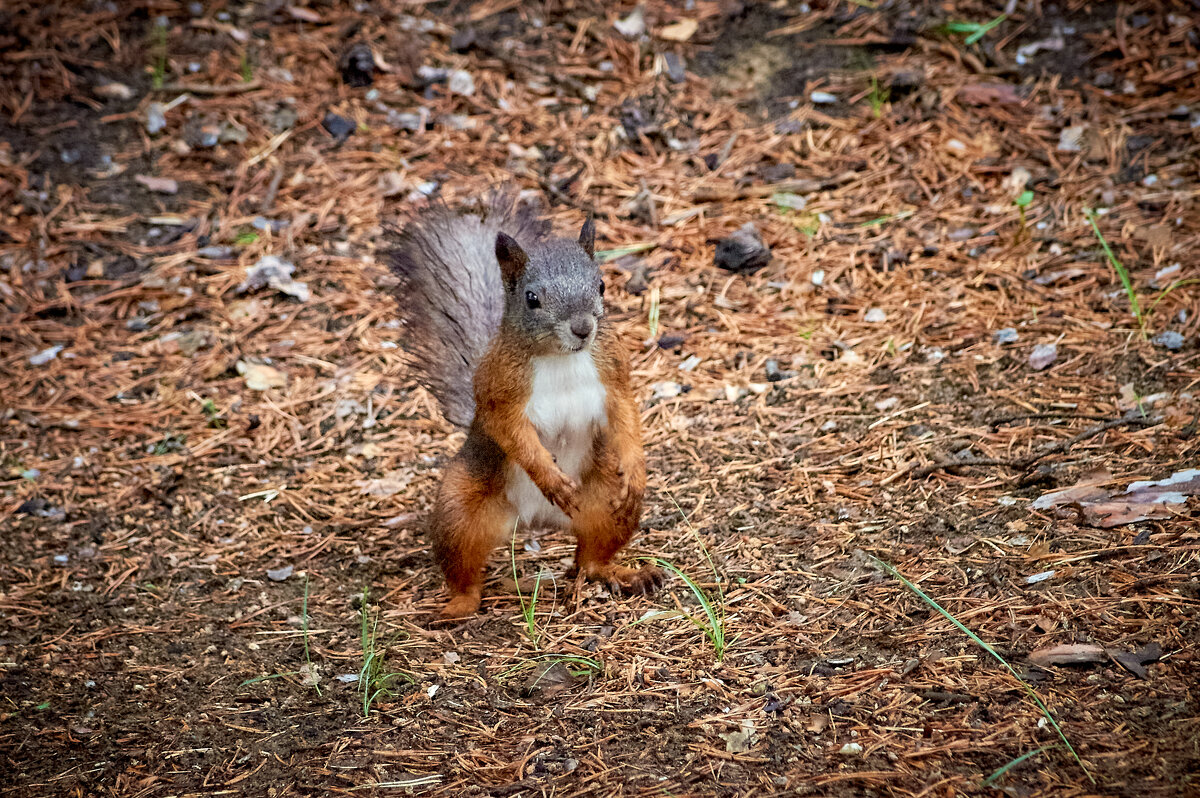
left=542, top=470, right=580, bottom=517
left=608, top=462, right=644, bottom=513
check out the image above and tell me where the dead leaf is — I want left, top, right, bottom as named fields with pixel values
left=956, top=83, right=1021, bottom=105
left=1030, top=471, right=1112, bottom=510
left=521, top=661, right=576, bottom=698
left=1111, top=642, right=1162, bottom=680
left=1029, top=643, right=1106, bottom=667
left=135, top=175, right=179, bottom=194
left=1081, top=501, right=1173, bottom=528
left=1034, top=468, right=1199, bottom=528
left=355, top=469, right=412, bottom=497
left=658, top=18, right=698, bottom=42
left=238, top=255, right=310, bottom=302
left=237, top=360, right=287, bottom=391
left=718, top=719, right=757, bottom=753
left=286, top=6, right=322, bottom=22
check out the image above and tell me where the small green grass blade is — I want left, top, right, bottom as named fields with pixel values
left=1084, top=207, right=1143, bottom=332
left=873, top=557, right=1093, bottom=784
left=983, top=745, right=1060, bottom=787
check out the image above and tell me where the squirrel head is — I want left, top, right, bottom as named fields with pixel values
left=495, top=218, right=604, bottom=356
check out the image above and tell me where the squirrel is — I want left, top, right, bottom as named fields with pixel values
left=387, top=193, right=663, bottom=621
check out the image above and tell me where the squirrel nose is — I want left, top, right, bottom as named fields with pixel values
left=569, top=317, right=595, bottom=341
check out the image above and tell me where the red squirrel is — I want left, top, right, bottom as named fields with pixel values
left=388, top=194, right=662, bottom=620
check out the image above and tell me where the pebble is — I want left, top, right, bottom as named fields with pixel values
left=29, top=345, right=64, bottom=366
left=864, top=308, right=887, bottom=323
left=764, top=359, right=796, bottom=382
left=447, top=70, right=475, bottom=96
left=1029, top=343, right=1058, bottom=370
left=266, top=564, right=294, bottom=582
left=613, top=6, right=646, bottom=37
left=993, top=327, right=1019, bottom=344
left=714, top=223, right=771, bottom=273
left=339, top=42, right=375, bottom=87
left=809, top=91, right=837, bottom=104
left=145, top=102, right=167, bottom=134
left=664, top=52, right=687, bottom=83
left=1154, top=331, right=1185, bottom=351
left=322, top=112, right=355, bottom=142
left=1057, top=124, right=1086, bottom=152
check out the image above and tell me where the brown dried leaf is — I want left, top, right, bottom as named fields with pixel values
left=1029, top=643, right=1107, bottom=667
left=135, top=175, right=179, bottom=194
left=658, top=18, right=698, bottom=42
left=956, top=83, right=1021, bottom=105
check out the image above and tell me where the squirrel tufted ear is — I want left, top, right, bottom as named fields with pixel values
left=578, top=216, right=595, bottom=259
left=495, top=232, right=529, bottom=289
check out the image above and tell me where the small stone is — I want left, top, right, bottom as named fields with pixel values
left=1154, top=331, right=1185, bottom=351
left=238, top=255, right=309, bottom=301
left=339, top=42, right=375, bottom=87
left=29, top=345, right=64, bottom=366
left=1057, top=125, right=1086, bottom=152
left=839, top=742, right=863, bottom=756
left=809, top=91, right=837, bottom=104
left=613, top=6, right=646, bottom=38
left=714, top=223, right=770, bottom=273
left=266, top=564, right=293, bottom=582
left=664, top=52, right=686, bottom=83
left=146, top=102, right=167, bottom=135
left=268, top=104, right=298, bottom=132
left=993, top=327, right=1019, bottom=344
left=450, top=26, right=477, bottom=52
left=1025, top=569, right=1055, bottom=584
left=447, top=70, right=475, bottom=96
left=810, top=269, right=825, bottom=286
left=377, top=171, right=408, bottom=198
left=387, top=109, right=426, bottom=132
left=763, top=359, right=791, bottom=382
left=322, top=112, right=356, bottom=142
left=94, top=81, right=134, bottom=100
left=185, top=119, right=221, bottom=148
left=864, top=308, right=887, bottom=323
left=1029, top=343, right=1058, bottom=370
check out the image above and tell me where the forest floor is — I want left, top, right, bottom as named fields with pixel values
left=1, top=1, right=1198, bottom=796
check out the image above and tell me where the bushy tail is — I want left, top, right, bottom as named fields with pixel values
left=386, top=193, right=547, bottom=427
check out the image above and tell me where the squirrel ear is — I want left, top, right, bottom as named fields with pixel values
left=578, top=216, right=596, bottom=258
left=495, top=232, right=529, bottom=289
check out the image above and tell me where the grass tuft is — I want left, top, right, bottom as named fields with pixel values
left=358, top=587, right=408, bottom=718
left=301, top=574, right=320, bottom=697
left=1084, top=207, right=1143, bottom=334
left=873, top=557, right=1094, bottom=784
left=637, top=493, right=728, bottom=661
left=941, top=14, right=1007, bottom=45
left=983, top=744, right=1061, bottom=787
left=510, top=520, right=548, bottom=648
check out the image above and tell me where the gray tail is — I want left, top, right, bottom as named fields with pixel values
left=385, top=192, right=548, bottom=427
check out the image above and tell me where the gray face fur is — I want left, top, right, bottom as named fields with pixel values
left=499, top=236, right=604, bottom=356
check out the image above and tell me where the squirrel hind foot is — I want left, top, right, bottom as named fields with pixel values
left=572, top=563, right=665, bottom=597
left=435, top=593, right=482, bottom=624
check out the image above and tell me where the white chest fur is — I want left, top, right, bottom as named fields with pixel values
left=505, top=351, right=608, bottom=526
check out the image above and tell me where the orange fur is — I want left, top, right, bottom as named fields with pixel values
left=429, top=323, right=658, bottom=621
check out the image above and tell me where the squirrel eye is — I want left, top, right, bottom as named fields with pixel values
left=525, top=290, right=541, bottom=309
left=598, top=279, right=606, bottom=296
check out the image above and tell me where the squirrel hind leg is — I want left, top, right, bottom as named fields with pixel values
left=430, top=463, right=515, bottom=621
left=568, top=485, right=661, bottom=597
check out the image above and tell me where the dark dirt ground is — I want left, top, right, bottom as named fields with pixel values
left=1, top=1, right=1199, bottom=796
